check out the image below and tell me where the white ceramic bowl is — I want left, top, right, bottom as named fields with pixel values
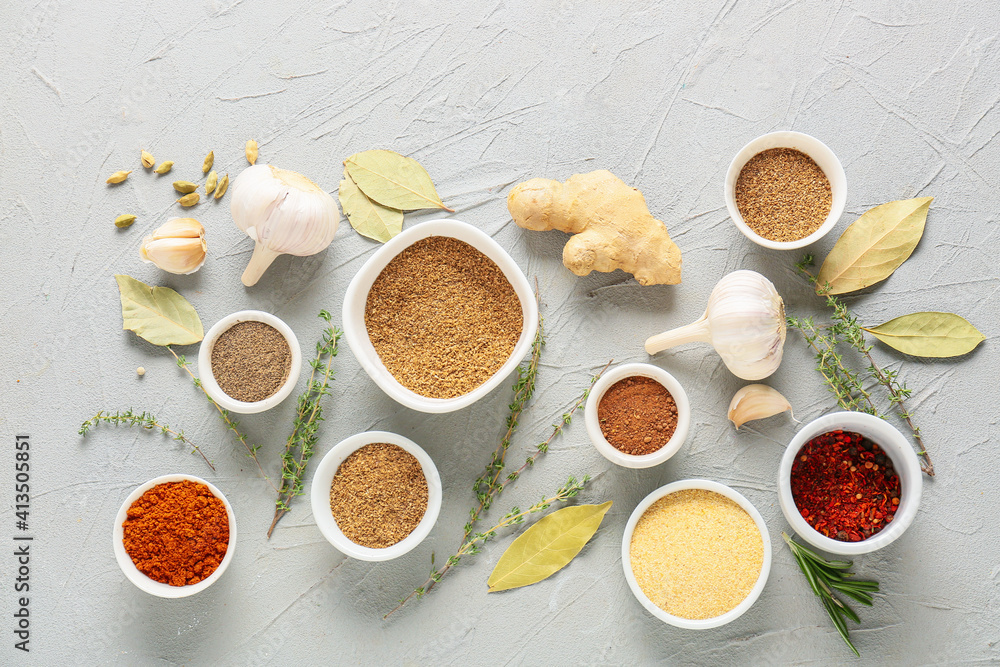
left=778, top=411, right=922, bottom=555
left=197, top=310, right=302, bottom=414
left=342, top=219, right=538, bottom=414
left=113, top=474, right=237, bottom=598
left=310, top=431, right=442, bottom=561
left=585, top=363, right=690, bottom=468
left=725, top=131, right=847, bottom=250
left=622, top=479, right=772, bottom=629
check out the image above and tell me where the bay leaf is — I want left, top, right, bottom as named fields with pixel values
left=863, top=312, right=985, bottom=357
left=487, top=501, right=612, bottom=593
left=344, top=149, right=451, bottom=212
left=816, top=197, right=933, bottom=295
left=338, top=169, right=404, bottom=243
left=114, top=274, right=204, bottom=346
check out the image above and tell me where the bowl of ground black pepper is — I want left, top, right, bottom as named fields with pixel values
left=585, top=363, right=690, bottom=468
left=778, top=411, right=922, bottom=556
left=310, top=431, right=442, bottom=561
left=342, top=219, right=537, bottom=413
left=725, top=131, right=847, bottom=250
left=112, top=474, right=236, bottom=598
left=198, top=310, right=301, bottom=414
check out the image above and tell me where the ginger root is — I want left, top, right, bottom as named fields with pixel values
left=507, top=170, right=682, bottom=286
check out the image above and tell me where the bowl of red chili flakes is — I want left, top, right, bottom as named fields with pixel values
left=113, top=474, right=236, bottom=597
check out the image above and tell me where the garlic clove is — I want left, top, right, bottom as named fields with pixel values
left=147, top=217, right=204, bottom=241
left=728, top=384, right=792, bottom=429
left=140, top=218, right=207, bottom=275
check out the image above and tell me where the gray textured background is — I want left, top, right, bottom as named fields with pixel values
left=2, top=1, right=998, bottom=664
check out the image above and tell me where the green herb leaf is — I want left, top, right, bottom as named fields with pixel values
left=487, top=501, right=611, bottom=592
left=344, top=149, right=451, bottom=212
left=816, top=197, right=932, bottom=295
left=114, top=274, right=203, bottom=346
left=862, top=312, right=985, bottom=358
left=338, top=169, right=404, bottom=243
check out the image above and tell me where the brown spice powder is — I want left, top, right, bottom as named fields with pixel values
left=629, top=489, right=764, bottom=620
left=598, top=376, right=678, bottom=455
left=211, top=320, right=291, bottom=403
left=734, top=147, right=832, bottom=242
left=364, top=236, right=523, bottom=399
left=329, top=443, right=429, bottom=549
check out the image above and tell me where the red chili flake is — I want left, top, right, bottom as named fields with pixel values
left=790, top=430, right=902, bottom=543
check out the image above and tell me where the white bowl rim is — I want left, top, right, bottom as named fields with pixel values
left=112, top=474, right=237, bottom=598
left=584, top=363, right=691, bottom=469
left=621, top=479, right=772, bottom=629
left=724, top=130, right=847, bottom=250
left=310, top=430, right=443, bottom=561
left=777, top=411, right=922, bottom=555
left=341, top=218, right=538, bottom=414
left=197, top=309, right=302, bottom=414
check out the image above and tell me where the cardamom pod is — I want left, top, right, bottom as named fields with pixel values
left=202, top=151, right=214, bottom=173
left=114, top=214, right=137, bottom=229
left=205, top=170, right=218, bottom=195
left=173, top=180, right=198, bottom=194
left=177, top=193, right=200, bottom=207
left=106, top=170, right=132, bottom=184
left=153, top=161, right=174, bottom=175
left=214, top=173, right=229, bottom=200
left=246, top=139, right=258, bottom=165
left=141, top=149, right=155, bottom=169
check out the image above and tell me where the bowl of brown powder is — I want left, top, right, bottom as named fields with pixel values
left=310, top=431, right=442, bottom=561
left=342, top=219, right=537, bottom=413
left=725, top=131, right=846, bottom=250
left=622, top=479, right=772, bottom=629
left=198, top=310, right=301, bottom=414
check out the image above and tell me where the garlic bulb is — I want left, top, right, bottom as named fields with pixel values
left=728, top=384, right=792, bottom=429
left=140, top=218, right=207, bottom=275
left=645, top=270, right=786, bottom=380
left=230, top=164, right=339, bottom=286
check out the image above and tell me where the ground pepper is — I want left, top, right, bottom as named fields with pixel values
left=790, top=430, right=901, bottom=542
left=597, top=376, right=677, bottom=455
left=211, top=320, right=291, bottom=403
left=122, top=480, right=230, bottom=586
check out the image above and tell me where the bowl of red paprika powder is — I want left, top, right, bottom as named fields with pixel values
left=777, top=412, right=922, bottom=556
left=113, top=474, right=237, bottom=597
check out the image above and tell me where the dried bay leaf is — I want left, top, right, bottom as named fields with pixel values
left=863, top=312, right=985, bottom=357
left=344, top=149, right=452, bottom=212
left=487, top=501, right=611, bottom=593
left=114, top=275, right=203, bottom=346
left=816, top=197, right=933, bottom=295
left=338, top=169, right=404, bottom=243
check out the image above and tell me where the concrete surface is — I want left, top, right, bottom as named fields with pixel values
left=2, top=1, right=998, bottom=664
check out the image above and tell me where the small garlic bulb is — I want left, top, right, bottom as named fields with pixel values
left=230, top=164, right=339, bottom=286
left=645, top=270, right=786, bottom=380
left=140, top=218, right=207, bottom=275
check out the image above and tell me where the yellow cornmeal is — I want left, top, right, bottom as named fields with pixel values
left=629, top=489, right=764, bottom=620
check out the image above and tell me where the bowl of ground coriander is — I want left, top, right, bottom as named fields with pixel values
left=342, top=219, right=537, bottom=413
left=310, top=431, right=442, bottom=561
left=198, top=310, right=301, bottom=414
left=622, top=479, right=771, bottom=629
left=725, top=131, right=846, bottom=250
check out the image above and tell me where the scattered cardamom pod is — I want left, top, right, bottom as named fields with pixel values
left=246, top=139, right=258, bottom=165
left=106, top=170, right=132, bottom=184
left=114, top=214, right=137, bottom=229
left=205, top=170, right=218, bottom=195
left=141, top=149, right=155, bottom=169
left=173, top=180, right=198, bottom=194
left=202, top=151, right=214, bottom=174
left=214, top=173, right=229, bottom=200
left=153, top=161, right=174, bottom=175
left=177, top=193, right=200, bottom=207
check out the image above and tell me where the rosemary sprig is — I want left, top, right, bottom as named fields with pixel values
left=79, top=409, right=215, bottom=471
left=269, top=311, right=342, bottom=538
left=783, top=532, right=879, bottom=657
left=385, top=475, right=590, bottom=619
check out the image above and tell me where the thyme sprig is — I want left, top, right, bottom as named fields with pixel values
left=79, top=409, right=215, bottom=471
left=385, top=475, right=590, bottom=619
left=783, top=532, right=880, bottom=657
left=269, top=311, right=342, bottom=538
